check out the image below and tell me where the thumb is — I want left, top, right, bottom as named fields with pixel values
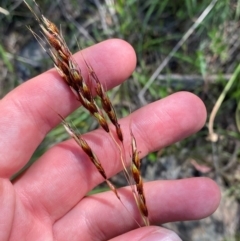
left=109, top=226, right=182, bottom=241
left=0, top=179, right=15, bottom=241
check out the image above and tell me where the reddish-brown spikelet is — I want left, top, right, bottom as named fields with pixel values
left=69, top=69, right=84, bottom=91
left=59, top=115, right=121, bottom=201
left=84, top=60, right=124, bottom=141
left=60, top=116, right=107, bottom=180
left=40, top=26, right=62, bottom=50
left=130, top=130, right=149, bottom=225
left=41, top=15, right=60, bottom=35
left=138, top=194, right=148, bottom=217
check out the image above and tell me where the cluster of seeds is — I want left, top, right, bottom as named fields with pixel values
left=131, top=131, right=149, bottom=226
left=24, top=0, right=149, bottom=227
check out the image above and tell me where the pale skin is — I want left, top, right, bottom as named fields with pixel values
left=0, top=39, right=220, bottom=241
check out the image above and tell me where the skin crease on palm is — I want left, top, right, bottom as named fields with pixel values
left=0, top=39, right=220, bottom=241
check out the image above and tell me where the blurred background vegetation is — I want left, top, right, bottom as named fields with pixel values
left=1, top=0, right=240, bottom=240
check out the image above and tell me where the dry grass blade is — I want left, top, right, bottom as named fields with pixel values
left=0, top=7, right=10, bottom=16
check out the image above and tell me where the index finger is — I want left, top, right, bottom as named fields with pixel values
left=0, top=39, right=136, bottom=178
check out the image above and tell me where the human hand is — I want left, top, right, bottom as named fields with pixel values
left=0, top=39, right=220, bottom=241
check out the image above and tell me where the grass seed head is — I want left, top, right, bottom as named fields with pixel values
left=25, top=0, right=149, bottom=227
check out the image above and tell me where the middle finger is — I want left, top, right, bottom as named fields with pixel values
left=14, top=92, right=206, bottom=222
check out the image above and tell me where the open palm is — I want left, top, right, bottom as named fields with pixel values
left=0, top=39, right=220, bottom=241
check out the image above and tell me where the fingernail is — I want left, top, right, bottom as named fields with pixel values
left=140, top=229, right=182, bottom=241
